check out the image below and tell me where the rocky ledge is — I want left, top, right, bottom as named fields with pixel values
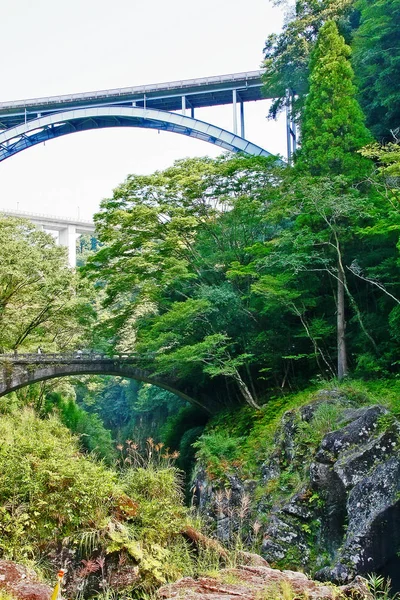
left=158, top=564, right=372, bottom=599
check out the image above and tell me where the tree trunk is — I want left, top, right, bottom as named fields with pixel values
left=234, top=369, right=260, bottom=409
left=337, top=260, right=348, bottom=380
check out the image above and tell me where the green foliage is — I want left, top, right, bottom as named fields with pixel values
left=82, top=147, right=400, bottom=408
left=367, top=573, right=400, bottom=600
left=194, top=379, right=400, bottom=485
left=177, top=426, right=207, bottom=476
left=295, top=402, right=343, bottom=456
left=262, top=0, right=356, bottom=118
left=0, top=592, right=17, bottom=600
left=295, top=21, right=372, bottom=178
left=75, top=376, right=140, bottom=434
left=74, top=376, right=187, bottom=452
left=0, top=409, right=119, bottom=559
left=162, top=405, right=209, bottom=452
left=55, top=396, right=117, bottom=464
left=162, top=405, right=208, bottom=476
left=0, top=409, right=208, bottom=593
left=352, top=0, right=400, bottom=140
left=76, top=234, right=99, bottom=267
left=115, top=466, right=197, bottom=588
left=361, top=141, right=400, bottom=179
left=121, top=466, right=187, bottom=543
left=193, top=431, right=245, bottom=480
left=84, top=155, right=280, bottom=410
left=0, top=216, right=95, bottom=352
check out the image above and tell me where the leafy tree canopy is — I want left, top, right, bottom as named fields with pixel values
left=352, top=0, right=400, bottom=140
left=84, top=149, right=399, bottom=407
left=0, top=217, right=95, bottom=352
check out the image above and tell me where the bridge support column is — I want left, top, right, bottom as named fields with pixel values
left=286, top=89, right=297, bottom=162
left=183, top=96, right=194, bottom=119
left=59, top=225, right=77, bottom=267
left=232, top=89, right=238, bottom=135
left=181, top=95, right=186, bottom=116
left=240, top=99, right=245, bottom=139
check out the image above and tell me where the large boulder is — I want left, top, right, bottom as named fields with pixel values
left=193, top=392, right=400, bottom=586
left=260, top=403, right=400, bottom=583
left=0, top=560, right=53, bottom=600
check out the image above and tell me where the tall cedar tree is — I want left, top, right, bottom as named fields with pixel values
left=295, top=20, right=372, bottom=178
left=296, top=21, right=371, bottom=379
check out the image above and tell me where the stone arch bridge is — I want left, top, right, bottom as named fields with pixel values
left=0, top=353, right=212, bottom=413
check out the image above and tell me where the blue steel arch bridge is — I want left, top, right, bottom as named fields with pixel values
left=0, top=71, right=297, bottom=162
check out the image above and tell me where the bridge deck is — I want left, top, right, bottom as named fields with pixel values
left=0, top=70, right=267, bottom=129
left=0, top=353, right=135, bottom=362
left=0, top=209, right=94, bottom=232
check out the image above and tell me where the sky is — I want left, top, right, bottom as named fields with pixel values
left=0, top=0, right=286, bottom=220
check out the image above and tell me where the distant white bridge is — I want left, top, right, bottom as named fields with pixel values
left=0, top=208, right=95, bottom=266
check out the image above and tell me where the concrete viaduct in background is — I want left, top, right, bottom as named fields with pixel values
left=0, top=209, right=95, bottom=266
left=0, top=70, right=297, bottom=161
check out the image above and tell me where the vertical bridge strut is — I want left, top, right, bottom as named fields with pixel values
left=286, top=89, right=297, bottom=163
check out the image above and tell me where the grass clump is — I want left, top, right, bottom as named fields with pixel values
left=367, top=573, right=400, bottom=600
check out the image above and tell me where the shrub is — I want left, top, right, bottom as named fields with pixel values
left=0, top=409, right=120, bottom=559
left=0, top=410, right=200, bottom=592
left=57, top=397, right=117, bottom=464
left=193, top=431, right=245, bottom=480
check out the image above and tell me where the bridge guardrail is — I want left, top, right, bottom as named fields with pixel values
left=0, top=352, right=138, bottom=362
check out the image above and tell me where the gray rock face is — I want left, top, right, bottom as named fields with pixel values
left=315, top=406, right=386, bottom=463
left=193, top=392, right=400, bottom=587
left=192, top=467, right=257, bottom=544
left=260, top=402, right=400, bottom=583
left=318, top=455, right=400, bottom=583
left=194, top=393, right=400, bottom=586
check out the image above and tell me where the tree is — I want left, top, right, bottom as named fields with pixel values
left=352, top=0, right=400, bottom=140
left=84, top=155, right=280, bottom=408
left=292, top=20, right=394, bottom=378
left=295, top=20, right=372, bottom=178
left=361, top=141, right=400, bottom=180
left=0, top=216, right=95, bottom=352
left=84, top=151, right=399, bottom=401
left=262, top=0, right=356, bottom=118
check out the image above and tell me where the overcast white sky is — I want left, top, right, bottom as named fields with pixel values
left=0, top=0, right=286, bottom=220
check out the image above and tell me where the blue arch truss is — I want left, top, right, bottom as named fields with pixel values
left=0, top=106, right=273, bottom=162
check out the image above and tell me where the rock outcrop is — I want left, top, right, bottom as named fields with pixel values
left=0, top=560, right=53, bottom=600
left=261, top=404, right=400, bottom=583
left=193, top=391, right=400, bottom=586
left=158, top=565, right=372, bottom=599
